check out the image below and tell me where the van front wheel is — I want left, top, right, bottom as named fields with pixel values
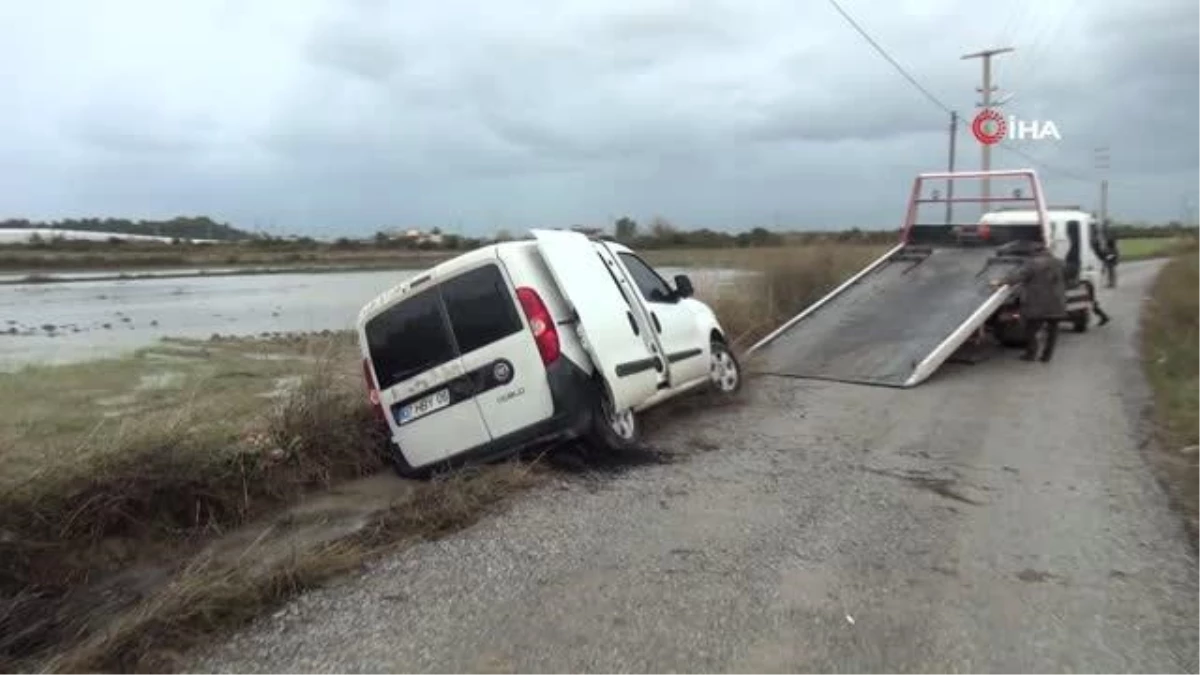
left=709, top=340, right=742, bottom=395
left=585, top=387, right=641, bottom=452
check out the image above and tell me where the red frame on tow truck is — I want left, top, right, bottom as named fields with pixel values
left=899, top=169, right=1050, bottom=247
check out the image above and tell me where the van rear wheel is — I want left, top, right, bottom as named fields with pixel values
left=585, top=387, right=641, bottom=452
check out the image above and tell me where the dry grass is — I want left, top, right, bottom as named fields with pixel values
left=40, top=463, right=545, bottom=674
left=0, top=333, right=393, bottom=670
left=690, top=244, right=888, bottom=349
left=0, top=240, right=886, bottom=275
left=1139, top=253, right=1199, bottom=543
left=0, top=326, right=553, bottom=672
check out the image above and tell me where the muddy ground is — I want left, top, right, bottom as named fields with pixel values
left=191, top=260, right=1197, bottom=673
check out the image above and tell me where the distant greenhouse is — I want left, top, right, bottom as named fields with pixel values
left=0, top=228, right=221, bottom=245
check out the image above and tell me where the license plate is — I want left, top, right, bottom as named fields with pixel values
left=397, top=388, right=451, bottom=425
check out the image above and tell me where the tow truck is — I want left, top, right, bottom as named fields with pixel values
left=747, top=169, right=1097, bottom=388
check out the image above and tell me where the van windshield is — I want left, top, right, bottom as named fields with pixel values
left=365, top=288, right=455, bottom=390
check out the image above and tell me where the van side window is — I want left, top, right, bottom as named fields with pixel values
left=618, top=252, right=673, bottom=302
left=597, top=252, right=634, bottom=311
left=365, top=289, right=455, bottom=390
left=441, top=264, right=523, bottom=355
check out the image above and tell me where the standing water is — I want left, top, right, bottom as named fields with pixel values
left=0, top=267, right=744, bottom=370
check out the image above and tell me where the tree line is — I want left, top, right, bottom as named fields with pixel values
left=3, top=214, right=1193, bottom=252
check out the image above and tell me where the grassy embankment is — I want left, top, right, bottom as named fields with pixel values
left=1120, top=236, right=1198, bottom=261
left=0, top=241, right=880, bottom=671
left=0, top=334, right=543, bottom=672
left=1139, top=252, right=1199, bottom=543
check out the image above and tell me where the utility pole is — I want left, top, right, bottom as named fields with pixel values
left=1094, top=146, right=1110, bottom=236
left=945, top=111, right=958, bottom=226
left=961, top=47, right=1014, bottom=215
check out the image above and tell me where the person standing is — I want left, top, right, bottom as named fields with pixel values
left=991, top=242, right=1068, bottom=362
left=1103, top=235, right=1119, bottom=288
left=1079, top=233, right=1112, bottom=326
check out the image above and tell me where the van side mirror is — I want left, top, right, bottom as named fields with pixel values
left=673, top=274, right=694, bottom=299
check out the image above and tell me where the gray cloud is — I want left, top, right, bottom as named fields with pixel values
left=0, top=0, right=1195, bottom=234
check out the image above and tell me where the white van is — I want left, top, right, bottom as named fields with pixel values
left=356, top=229, right=741, bottom=477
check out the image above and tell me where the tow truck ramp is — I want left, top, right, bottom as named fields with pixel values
left=747, top=245, right=1020, bottom=388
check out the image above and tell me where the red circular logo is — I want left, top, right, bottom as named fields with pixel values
left=972, top=109, right=1006, bottom=145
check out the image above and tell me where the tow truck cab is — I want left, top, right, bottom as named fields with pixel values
left=980, top=208, right=1104, bottom=335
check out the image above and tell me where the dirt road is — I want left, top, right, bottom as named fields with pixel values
left=194, top=260, right=1197, bottom=673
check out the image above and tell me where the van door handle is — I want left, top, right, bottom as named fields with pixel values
left=651, top=312, right=662, bottom=334
left=626, top=311, right=639, bottom=336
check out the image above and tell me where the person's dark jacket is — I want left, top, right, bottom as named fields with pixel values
left=1002, top=250, right=1068, bottom=319
left=1105, top=237, right=1120, bottom=263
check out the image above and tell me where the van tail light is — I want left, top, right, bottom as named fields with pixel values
left=978, top=223, right=992, bottom=240
left=516, top=286, right=560, bottom=365
left=362, top=358, right=387, bottom=424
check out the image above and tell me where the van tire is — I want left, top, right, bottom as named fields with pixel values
left=389, top=444, right=430, bottom=480
left=585, top=386, right=640, bottom=452
left=708, top=340, right=742, bottom=395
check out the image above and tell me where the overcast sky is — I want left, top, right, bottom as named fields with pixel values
left=1, top=0, right=1196, bottom=237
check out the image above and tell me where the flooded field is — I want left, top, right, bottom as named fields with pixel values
left=0, top=266, right=743, bottom=369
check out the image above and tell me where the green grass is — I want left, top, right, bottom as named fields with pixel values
left=1121, top=236, right=1199, bottom=261
left=1140, top=253, right=1199, bottom=542
left=0, top=336, right=359, bottom=491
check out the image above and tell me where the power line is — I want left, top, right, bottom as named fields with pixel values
left=996, top=0, right=1035, bottom=51
left=824, top=0, right=955, bottom=115
left=996, top=144, right=1095, bottom=183
left=1008, top=0, right=1080, bottom=92
left=952, top=124, right=1094, bottom=183
left=826, top=0, right=1094, bottom=184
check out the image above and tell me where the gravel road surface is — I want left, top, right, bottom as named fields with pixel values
left=193, top=260, right=1197, bottom=673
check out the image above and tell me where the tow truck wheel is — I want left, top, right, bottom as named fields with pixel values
left=995, top=320, right=1028, bottom=348
left=1071, top=310, right=1090, bottom=333
left=709, top=340, right=742, bottom=395
left=585, top=386, right=641, bottom=452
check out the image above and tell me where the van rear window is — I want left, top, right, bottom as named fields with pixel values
left=441, top=265, right=523, bottom=355
left=364, top=264, right=523, bottom=390
left=365, top=288, right=455, bottom=390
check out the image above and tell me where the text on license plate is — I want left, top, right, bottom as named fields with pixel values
left=397, top=388, right=451, bottom=424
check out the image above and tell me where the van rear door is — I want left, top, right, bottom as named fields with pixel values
left=364, top=284, right=491, bottom=468
left=532, top=228, right=660, bottom=412
left=438, top=261, right=554, bottom=440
